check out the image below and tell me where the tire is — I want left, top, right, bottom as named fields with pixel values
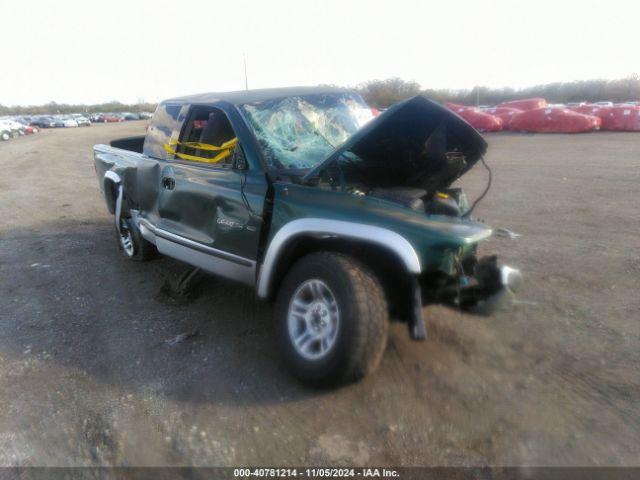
left=115, top=217, right=156, bottom=261
left=275, top=252, right=389, bottom=386
left=0, top=131, right=9, bottom=141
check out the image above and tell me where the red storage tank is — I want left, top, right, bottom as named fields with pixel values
left=482, top=107, right=523, bottom=129
left=445, top=103, right=503, bottom=132
left=510, top=107, right=601, bottom=133
left=568, top=104, right=600, bottom=115
left=604, top=106, right=640, bottom=131
left=460, top=110, right=503, bottom=132
left=570, top=105, right=640, bottom=131
left=445, top=102, right=476, bottom=112
left=497, top=98, right=547, bottom=111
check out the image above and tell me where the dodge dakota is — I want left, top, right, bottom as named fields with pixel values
left=93, top=87, right=521, bottom=385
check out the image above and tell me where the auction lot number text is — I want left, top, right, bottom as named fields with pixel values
left=234, top=468, right=399, bottom=478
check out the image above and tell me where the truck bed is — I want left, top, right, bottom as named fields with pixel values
left=109, top=135, right=145, bottom=154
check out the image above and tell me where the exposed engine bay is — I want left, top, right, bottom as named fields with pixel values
left=363, top=186, right=467, bottom=217
left=295, top=96, right=491, bottom=220
left=316, top=120, right=477, bottom=217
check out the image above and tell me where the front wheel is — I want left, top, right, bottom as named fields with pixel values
left=275, top=252, right=389, bottom=386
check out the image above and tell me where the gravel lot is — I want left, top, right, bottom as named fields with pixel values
left=0, top=122, right=638, bottom=466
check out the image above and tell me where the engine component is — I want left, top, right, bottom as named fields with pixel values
left=368, top=187, right=427, bottom=212
left=424, top=192, right=461, bottom=216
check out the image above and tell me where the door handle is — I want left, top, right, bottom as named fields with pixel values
left=162, top=176, right=175, bottom=190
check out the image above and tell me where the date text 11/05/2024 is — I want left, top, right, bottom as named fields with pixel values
left=234, top=468, right=399, bottom=477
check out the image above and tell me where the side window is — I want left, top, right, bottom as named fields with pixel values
left=142, top=103, right=182, bottom=160
left=173, top=106, right=238, bottom=167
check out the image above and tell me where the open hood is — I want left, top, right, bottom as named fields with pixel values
left=303, top=96, right=488, bottom=194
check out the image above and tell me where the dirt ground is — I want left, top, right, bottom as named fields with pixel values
left=0, top=122, right=638, bottom=467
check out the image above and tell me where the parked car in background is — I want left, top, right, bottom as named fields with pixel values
left=1, top=119, right=26, bottom=136
left=121, top=112, right=139, bottom=121
left=0, top=121, right=13, bottom=141
left=71, top=115, right=91, bottom=127
left=62, top=117, right=79, bottom=128
left=94, top=113, right=125, bottom=123
left=30, top=116, right=54, bottom=128
left=138, top=112, right=153, bottom=119
left=16, top=116, right=33, bottom=125
left=48, top=117, right=66, bottom=128
left=15, top=120, right=39, bottom=134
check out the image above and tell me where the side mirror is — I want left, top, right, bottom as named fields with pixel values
left=232, top=146, right=248, bottom=170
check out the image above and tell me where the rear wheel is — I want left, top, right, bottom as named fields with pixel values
left=115, top=217, right=156, bottom=261
left=0, top=131, right=10, bottom=141
left=275, top=252, right=389, bottom=386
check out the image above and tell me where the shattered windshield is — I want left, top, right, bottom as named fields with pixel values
left=240, top=93, right=374, bottom=169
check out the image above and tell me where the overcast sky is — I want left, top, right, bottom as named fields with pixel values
left=1, top=0, right=638, bottom=106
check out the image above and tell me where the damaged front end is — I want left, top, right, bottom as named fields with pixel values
left=300, top=95, right=522, bottom=337
left=425, top=255, right=522, bottom=315
left=403, top=246, right=523, bottom=339
left=242, top=93, right=521, bottom=340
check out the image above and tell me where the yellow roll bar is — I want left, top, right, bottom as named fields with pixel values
left=164, top=137, right=238, bottom=164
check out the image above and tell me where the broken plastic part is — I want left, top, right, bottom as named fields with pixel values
left=468, top=287, right=516, bottom=316
left=496, top=227, right=521, bottom=239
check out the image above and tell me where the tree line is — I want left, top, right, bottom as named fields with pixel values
left=2, top=75, right=639, bottom=114
left=357, top=76, right=640, bottom=108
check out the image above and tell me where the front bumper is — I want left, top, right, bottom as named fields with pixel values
left=468, top=265, right=522, bottom=315
left=409, top=257, right=522, bottom=340
left=449, top=256, right=523, bottom=315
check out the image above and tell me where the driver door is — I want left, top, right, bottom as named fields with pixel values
left=155, top=105, right=267, bottom=285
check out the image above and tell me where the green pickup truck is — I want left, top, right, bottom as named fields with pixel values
left=94, top=87, right=521, bottom=386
